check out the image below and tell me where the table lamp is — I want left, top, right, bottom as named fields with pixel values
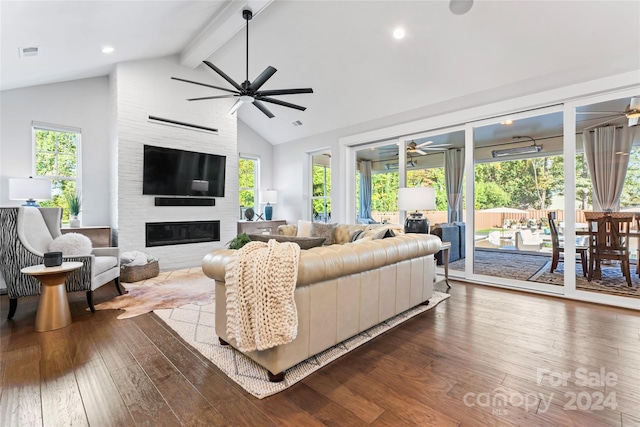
left=398, top=187, right=436, bottom=233
left=260, top=189, right=278, bottom=221
left=9, top=177, right=52, bottom=207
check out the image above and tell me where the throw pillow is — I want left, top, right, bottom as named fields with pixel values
left=310, top=222, right=337, bottom=245
left=297, top=220, right=313, bottom=237
left=248, top=234, right=326, bottom=250
left=350, top=229, right=364, bottom=242
left=356, top=227, right=388, bottom=241
left=49, top=233, right=92, bottom=256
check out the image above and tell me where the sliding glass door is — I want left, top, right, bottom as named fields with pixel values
left=469, top=107, right=565, bottom=293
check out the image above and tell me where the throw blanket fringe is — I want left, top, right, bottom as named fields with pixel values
left=225, top=240, right=301, bottom=352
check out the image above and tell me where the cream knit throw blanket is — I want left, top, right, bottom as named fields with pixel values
left=225, top=240, right=301, bottom=352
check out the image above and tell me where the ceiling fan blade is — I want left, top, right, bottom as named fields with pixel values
left=249, top=66, right=277, bottom=92
left=629, top=117, right=639, bottom=127
left=187, top=95, right=238, bottom=101
left=422, top=144, right=453, bottom=150
left=256, top=88, right=314, bottom=96
left=171, top=77, right=239, bottom=94
left=253, top=100, right=275, bottom=118
left=415, top=140, right=434, bottom=148
left=415, top=149, right=427, bottom=155
left=203, top=61, right=243, bottom=91
left=257, top=96, right=306, bottom=111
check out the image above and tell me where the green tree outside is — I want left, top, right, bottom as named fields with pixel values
left=239, top=158, right=256, bottom=209
left=312, top=164, right=331, bottom=221
left=35, top=129, right=78, bottom=223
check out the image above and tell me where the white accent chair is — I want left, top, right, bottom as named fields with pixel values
left=0, top=207, right=121, bottom=319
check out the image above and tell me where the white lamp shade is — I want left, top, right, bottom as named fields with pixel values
left=9, top=177, right=52, bottom=201
left=398, top=187, right=436, bottom=211
left=260, top=190, right=278, bottom=204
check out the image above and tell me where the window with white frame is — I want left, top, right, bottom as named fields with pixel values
left=311, top=151, right=331, bottom=223
left=33, top=123, right=81, bottom=222
left=239, top=156, right=259, bottom=218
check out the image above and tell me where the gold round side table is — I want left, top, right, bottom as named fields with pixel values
left=21, top=262, right=83, bottom=332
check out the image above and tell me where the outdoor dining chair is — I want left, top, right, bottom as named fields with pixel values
left=585, top=212, right=633, bottom=287
left=548, top=214, right=588, bottom=276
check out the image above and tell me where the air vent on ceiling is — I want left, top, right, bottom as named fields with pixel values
left=292, top=120, right=303, bottom=127
left=19, top=47, right=39, bottom=58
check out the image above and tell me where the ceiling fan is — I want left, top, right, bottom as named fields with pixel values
left=407, top=140, right=452, bottom=155
left=576, top=97, right=640, bottom=127
left=171, top=9, right=313, bottom=118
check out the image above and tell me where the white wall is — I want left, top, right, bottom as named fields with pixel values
left=238, top=120, right=274, bottom=216
left=0, top=77, right=111, bottom=225
left=273, top=136, right=338, bottom=224
left=114, top=56, right=238, bottom=270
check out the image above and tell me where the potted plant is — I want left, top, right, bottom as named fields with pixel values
left=66, top=193, right=81, bottom=228
left=227, top=233, right=250, bottom=250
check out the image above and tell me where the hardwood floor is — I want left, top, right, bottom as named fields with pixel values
left=1, top=279, right=639, bottom=426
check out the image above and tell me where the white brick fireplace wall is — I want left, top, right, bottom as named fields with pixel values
left=113, top=56, right=238, bottom=270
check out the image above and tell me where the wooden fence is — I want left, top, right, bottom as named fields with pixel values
left=372, top=209, right=589, bottom=229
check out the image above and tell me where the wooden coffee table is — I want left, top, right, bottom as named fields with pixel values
left=21, top=262, right=83, bottom=332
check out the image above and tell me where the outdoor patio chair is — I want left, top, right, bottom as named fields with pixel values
left=548, top=214, right=587, bottom=276
left=514, top=229, right=543, bottom=251
left=585, top=212, right=633, bottom=287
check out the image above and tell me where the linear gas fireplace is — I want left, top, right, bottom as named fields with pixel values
left=146, top=220, right=220, bottom=247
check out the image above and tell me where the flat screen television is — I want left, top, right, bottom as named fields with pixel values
left=143, top=145, right=226, bottom=197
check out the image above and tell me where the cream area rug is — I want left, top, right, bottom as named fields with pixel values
left=94, top=268, right=214, bottom=319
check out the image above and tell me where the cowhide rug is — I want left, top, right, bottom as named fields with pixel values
left=94, top=270, right=214, bottom=319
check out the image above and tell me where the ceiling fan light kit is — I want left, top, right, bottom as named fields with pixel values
left=575, top=96, right=640, bottom=126
left=172, top=9, right=313, bottom=118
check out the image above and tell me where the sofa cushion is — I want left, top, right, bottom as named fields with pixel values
left=296, top=220, right=313, bottom=237
left=311, top=222, right=337, bottom=245
left=248, top=234, right=326, bottom=250
left=94, top=256, right=118, bottom=275
left=49, top=233, right=92, bottom=256
left=278, top=224, right=298, bottom=237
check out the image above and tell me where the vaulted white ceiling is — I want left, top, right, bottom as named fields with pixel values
left=2, top=1, right=639, bottom=145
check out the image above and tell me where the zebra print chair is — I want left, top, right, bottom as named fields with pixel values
left=0, top=207, right=122, bottom=319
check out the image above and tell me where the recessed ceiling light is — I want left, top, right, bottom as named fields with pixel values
left=393, top=28, right=405, bottom=40
left=501, top=119, right=514, bottom=125
left=101, top=46, right=115, bottom=54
